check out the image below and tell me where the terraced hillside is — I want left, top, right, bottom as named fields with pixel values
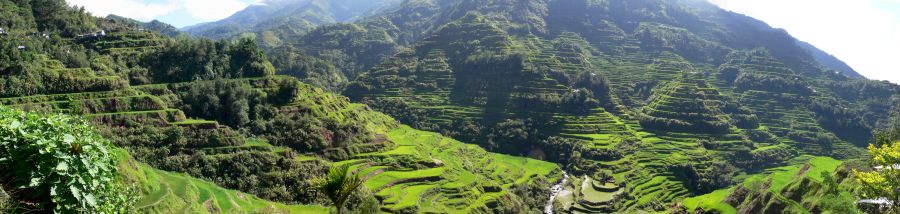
left=334, top=0, right=900, bottom=212
left=116, top=151, right=329, bottom=214
left=3, top=0, right=899, bottom=213
left=2, top=71, right=561, bottom=212
left=681, top=156, right=854, bottom=214
left=337, top=126, right=559, bottom=213
left=0, top=2, right=564, bottom=212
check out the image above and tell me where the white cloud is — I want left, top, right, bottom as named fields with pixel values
left=180, top=0, right=249, bottom=21
left=67, top=0, right=178, bottom=21
left=708, top=0, right=900, bottom=83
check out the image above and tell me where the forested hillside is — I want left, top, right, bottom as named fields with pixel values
left=185, top=0, right=900, bottom=212
left=3, top=0, right=899, bottom=213
left=0, top=0, right=562, bottom=213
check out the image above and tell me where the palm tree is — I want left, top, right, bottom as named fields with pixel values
left=315, top=165, right=364, bottom=214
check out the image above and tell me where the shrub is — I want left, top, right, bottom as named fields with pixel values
left=0, top=107, right=134, bottom=213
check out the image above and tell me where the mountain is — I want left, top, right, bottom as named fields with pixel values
left=199, top=0, right=897, bottom=212
left=3, top=0, right=899, bottom=213
left=183, top=0, right=402, bottom=40
left=0, top=0, right=561, bottom=213
left=104, top=15, right=182, bottom=37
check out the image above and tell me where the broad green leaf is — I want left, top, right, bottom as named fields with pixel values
left=63, top=134, right=75, bottom=144
left=56, top=162, right=69, bottom=171
left=29, top=177, right=42, bottom=187
left=84, top=193, right=97, bottom=206
left=70, top=185, right=82, bottom=200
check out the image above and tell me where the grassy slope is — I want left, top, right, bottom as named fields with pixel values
left=115, top=150, right=329, bottom=214
left=337, top=125, right=560, bottom=213
left=682, top=156, right=843, bottom=214
left=1, top=72, right=561, bottom=212
left=117, top=150, right=330, bottom=213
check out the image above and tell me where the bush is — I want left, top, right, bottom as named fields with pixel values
left=0, top=107, right=134, bottom=213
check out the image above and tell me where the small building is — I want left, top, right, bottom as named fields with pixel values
left=29, top=32, right=49, bottom=39
left=873, top=164, right=900, bottom=171
left=17, top=46, right=25, bottom=50
left=0, top=28, right=7, bottom=35
left=857, top=198, right=893, bottom=213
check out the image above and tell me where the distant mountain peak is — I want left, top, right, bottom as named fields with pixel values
left=184, top=0, right=401, bottom=39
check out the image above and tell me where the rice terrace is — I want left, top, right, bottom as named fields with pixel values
left=0, top=0, right=899, bottom=213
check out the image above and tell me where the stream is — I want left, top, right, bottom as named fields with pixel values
left=544, top=171, right=569, bottom=214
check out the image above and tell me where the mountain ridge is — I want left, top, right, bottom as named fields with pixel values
left=0, top=1, right=561, bottom=213
left=183, top=0, right=402, bottom=39
left=796, top=40, right=864, bottom=78
left=1, top=0, right=896, bottom=213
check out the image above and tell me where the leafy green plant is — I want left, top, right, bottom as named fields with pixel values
left=0, top=188, right=14, bottom=213
left=0, top=107, right=135, bottom=213
left=315, top=165, right=364, bottom=214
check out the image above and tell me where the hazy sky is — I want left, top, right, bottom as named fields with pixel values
left=708, top=0, right=900, bottom=83
left=67, top=0, right=899, bottom=83
left=66, top=0, right=260, bottom=28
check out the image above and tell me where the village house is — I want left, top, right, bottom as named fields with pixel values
left=77, top=30, right=107, bottom=38
left=28, top=32, right=49, bottom=39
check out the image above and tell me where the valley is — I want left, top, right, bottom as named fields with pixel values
left=1, top=0, right=899, bottom=213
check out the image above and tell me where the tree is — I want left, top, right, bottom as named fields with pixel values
left=316, top=165, right=365, bottom=214
left=854, top=123, right=900, bottom=212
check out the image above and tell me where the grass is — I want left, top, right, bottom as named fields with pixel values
left=337, top=125, right=561, bottom=213
left=579, top=177, right=621, bottom=203
left=116, top=150, right=328, bottom=214
left=681, top=156, right=843, bottom=213
left=744, top=156, right=843, bottom=192
left=365, top=167, right=446, bottom=191
left=681, top=188, right=737, bottom=214
left=393, top=184, right=437, bottom=209
left=169, top=118, right=217, bottom=125
left=4, top=39, right=861, bottom=214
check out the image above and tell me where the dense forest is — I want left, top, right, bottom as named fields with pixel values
left=1, top=0, right=899, bottom=213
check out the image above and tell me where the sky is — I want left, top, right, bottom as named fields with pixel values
left=66, top=0, right=900, bottom=83
left=708, top=0, right=900, bottom=83
left=65, top=0, right=261, bottom=28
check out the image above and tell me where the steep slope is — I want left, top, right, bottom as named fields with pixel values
left=118, top=150, right=329, bottom=214
left=336, top=0, right=900, bottom=212
left=681, top=156, right=859, bottom=214
left=0, top=104, right=323, bottom=213
left=2, top=0, right=896, bottom=213
left=0, top=1, right=562, bottom=213
left=0, top=51, right=561, bottom=213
